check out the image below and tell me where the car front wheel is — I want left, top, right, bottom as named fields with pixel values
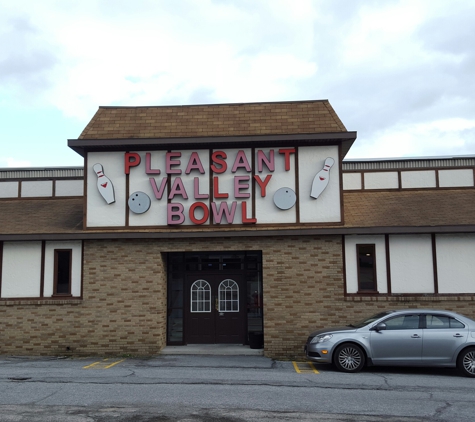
left=457, top=347, right=475, bottom=377
left=333, top=343, right=365, bottom=373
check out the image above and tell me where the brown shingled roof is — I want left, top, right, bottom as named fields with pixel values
left=0, top=198, right=84, bottom=235
left=1, top=189, right=474, bottom=239
left=79, top=100, right=347, bottom=140
left=343, top=189, right=475, bottom=227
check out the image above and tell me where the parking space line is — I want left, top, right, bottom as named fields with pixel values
left=292, top=361, right=319, bottom=374
left=83, top=359, right=126, bottom=369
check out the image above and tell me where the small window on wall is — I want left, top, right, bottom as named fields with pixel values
left=356, top=244, right=377, bottom=292
left=54, top=250, right=72, bottom=295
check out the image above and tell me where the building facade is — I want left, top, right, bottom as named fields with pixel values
left=1, top=100, right=474, bottom=359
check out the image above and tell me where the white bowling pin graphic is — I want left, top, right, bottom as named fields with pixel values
left=310, top=157, right=335, bottom=199
left=93, top=163, right=115, bottom=204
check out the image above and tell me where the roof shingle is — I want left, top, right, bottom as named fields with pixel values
left=79, top=100, right=347, bottom=140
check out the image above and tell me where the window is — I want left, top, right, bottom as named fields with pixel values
left=425, top=314, right=465, bottom=329
left=383, top=314, right=420, bottom=330
left=190, top=279, right=211, bottom=312
left=54, top=250, right=72, bottom=295
left=219, top=279, right=239, bottom=312
left=356, top=244, right=377, bottom=292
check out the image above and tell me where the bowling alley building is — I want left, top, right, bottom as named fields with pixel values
left=1, top=100, right=475, bottom=359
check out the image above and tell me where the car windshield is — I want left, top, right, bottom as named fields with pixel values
left=349, top=311, right=394, bottom=328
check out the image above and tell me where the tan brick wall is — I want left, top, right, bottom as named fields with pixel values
left=0, top=239, right=167, bottom=356
left=1, top=236, right=474, bottom=358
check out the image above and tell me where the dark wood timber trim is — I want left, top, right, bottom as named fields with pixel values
left=295, top=147, right=300, bottom=224
left=40, top=241, right=45, bottom=298
left=385, top=234, right=392, bottom=294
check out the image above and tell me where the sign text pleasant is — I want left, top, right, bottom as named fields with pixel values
left=124, top=149, right=295, bottom=225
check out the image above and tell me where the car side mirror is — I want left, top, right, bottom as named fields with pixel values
left=371, top=322, right=387, bottom=332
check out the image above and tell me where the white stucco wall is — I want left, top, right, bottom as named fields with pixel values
left=438, top=169, right=474, bottom=188
left=389, top=235, right=434, bottom=293
left=1, top=242, right=42, bottom=298
left=344, top=235, right=387, bottom=294
left=298, top=145, right=340, bottom=223
left=55, top=180, right=84, bottom=197
left=87, top=152, right=127, bottom=227
left=256, top=147, right=296, bottom=224
left=343, top=173, right=362, bottom=190
left=364, top=172, right=399, bottom=189
left=43, top=241, right=82, bottom=297
left=21, top=181, right=53, bottom=197
left=0, top=181, right=19, bottom=198
left=401, top=171, right=436, bottom=189
left=436, top=234, right=475, bottom=293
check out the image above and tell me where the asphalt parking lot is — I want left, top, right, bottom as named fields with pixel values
left=0, top=354, right=474, bottom=421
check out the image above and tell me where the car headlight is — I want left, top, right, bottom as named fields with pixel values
left=310, top=334, right=333, bottom=344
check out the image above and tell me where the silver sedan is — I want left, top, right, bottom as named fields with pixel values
left=304, top=309, right=475, bottom=377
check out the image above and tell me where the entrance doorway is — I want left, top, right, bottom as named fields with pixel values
left=185, top=274, right=245, bottom=344
left=167, top=252, right=263, bottom=346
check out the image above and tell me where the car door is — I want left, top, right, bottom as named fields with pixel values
left=370, top=313, right=423, bottom=364
left=421, top=313, right=469, bottom=363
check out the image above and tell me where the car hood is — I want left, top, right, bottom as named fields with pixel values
left=308, top=326, right=357, bottom=337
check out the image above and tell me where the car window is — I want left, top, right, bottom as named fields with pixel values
left=352, top=311, right=394, bottom=328
left=425, top=314, right=465, bottom=329
left=383, top=314, right=420, bottom=330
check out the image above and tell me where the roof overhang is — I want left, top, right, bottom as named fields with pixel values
left=2, top=224, right=474, bottom=242
left=68, top=131, right=357, bottom=160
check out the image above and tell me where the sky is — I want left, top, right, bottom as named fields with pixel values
left=1, top=0, right=475, bottom=168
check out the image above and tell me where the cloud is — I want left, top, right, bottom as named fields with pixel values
left=0, top=15, right=58, bottom=100
left=1, top=0, right=475, bottom=166
left=347, top=118, right=475, bottom=159
left=2, top=157, right=32, bottom=168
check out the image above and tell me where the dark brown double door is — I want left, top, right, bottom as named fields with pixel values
left=185, top=273, right=246, bottom=344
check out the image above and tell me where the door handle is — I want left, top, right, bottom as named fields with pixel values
left=215, top=297, right=219, bottom=311
left=411, top=334, right=421, bottom=338
left=453, top=334, right=464, bottom=338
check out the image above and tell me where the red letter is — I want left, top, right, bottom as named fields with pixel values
left=241, top=201, right=256, bottom=224
left=257, top=150, right=275, bottom=172
left=211, top=201, right=237, bottom=224
left=231, top=150, right=251, bottom=173
left=234, top=176, right=250, bottom=198
left=145, top=152, right=161, bottom=174
left=185, top=152, right=205, bottom=174
left=211, top=151, right=227, bottom=174
left=213, top=177, right=228, bottom=199
left=125, top=152, right=141, bottom=174
left=168, top=177, right=188, bottom=199
left=167, top=203, right=185, bottom=225
left=278, top=148, right=295, bottom=171
left=166, top=152, right=182, bottom=174
left=149, top=177, right=167, bottom=199
left=253, top=175, right=272, bottom=197
left=189, top=202, right=209, bottom=225
left=194, top=177, right=209, bottom=199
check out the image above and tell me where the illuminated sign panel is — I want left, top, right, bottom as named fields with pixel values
left=86, top=145, right=340, bottom=228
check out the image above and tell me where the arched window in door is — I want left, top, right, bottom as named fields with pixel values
left=219, top=279, right=239, bottom=312
left=191, top=279, right=211, bottom=312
